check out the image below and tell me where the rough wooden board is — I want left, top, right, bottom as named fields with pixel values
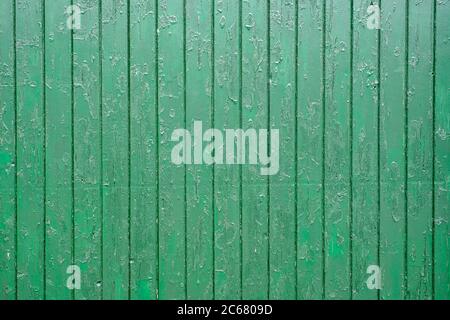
left=73, top=0, right=102, bottom=301
left=241, top=0, right=269, bottom=300
left=0, top=0, right=16, bottom=301
left=351, top=0, right=379, bottom=300
left=324, top=0, right=352, bottom=300
left=185, top=0, right=214, bottom=300
left=129, top=0, right=158, bottom=300
left=269, top=0, right=297, bottom=300
left=16, top=0, right=46, bottom=300
left=407, top=0, right=434, bottom=300
left=44, top=0, right=73, bottom=300
left=0, top=0, right=447, bottom=300
left=434, top=0, right=450, bottom=301
left=157, top=0, right=186, bottom=299
left=380, top=0, right=407, bottom=300
left=297, top=0, right=325, bottom=300
left=101, top=0, right=130, bottom=300
left=213, top=0, right=242, bottom=300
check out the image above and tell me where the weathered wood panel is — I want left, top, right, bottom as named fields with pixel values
left=0, top=0, right=448, bottom=300
left=101, top=0, right=130, bottom=300
left=186, top=0, right=214, bottom=300
left=130, top=0, right=158, bottom=300
left=0, top=0, right=16, bottom=301
left=269, top=0, right=297, bottom=300
left=73, top=0, right=102, bottom=301
left=213, top=0, right=242, bottom=299
left=45, top=0, right=73, bottom=300
left=16, top=0, right=45, bottom=300
left=157, top=0, right=186, bottom=299
left=407, top=0, right=434, bottom=300
left=351, top=0, right=379, bottom=300
left=324, top=0, right=352, bottom=299
left=380, top=0, right=407, bottom=300
left=241, top=0, right=269, bottom=300
left=297, top=0, right=325, bottom=300
left=434, top=0, right=450, bottom=301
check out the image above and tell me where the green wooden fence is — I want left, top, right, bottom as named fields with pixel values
left=0, top=0, right=449, bottom=300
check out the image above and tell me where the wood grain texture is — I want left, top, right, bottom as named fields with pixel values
left=241, top=0, right=269, bottom=300
left=185, top=0, right=214, bottom=300
left=269, top=0, right=297, bottom=300
left=44, top=0, right=73, bottom=300
left=324, top=0, right=352, bottom=300
left=73, top=0, right=102, bottom=300
left=0, top=0, right=448, bottom=300
left=351, top=0, right=379, bottom=300
left=213, top=0, right=241, bottom=299
left=129, top=0, right=158, bottom=300
left=434, top=0, right=450, bottom=301
left=297, top=0, right=324, bottom=300
left=129, top=0, right=157, bottom=300
left=101, top=0, right=130, bottom=300
left=380, top=0, right=407, bottom=300
left=16, top=0, right=45, bottom=300
left=407, top=0, right=434, bottom=300
left=157, top=0, right=186, bottom=299
left=0, top=0, right=16, bottom=300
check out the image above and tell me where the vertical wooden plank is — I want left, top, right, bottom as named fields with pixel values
left=324, top=0, right=352, bottom=300
left=269, top=0, right=297, bottom=300
left=213, top=0, right=242, bottom=299
left=407, top=0, right=434, bottom=300
left=434, top=0, right=450, bottom=301
left=44, top=0, right=73, bottom=300
left=101, top=0, right=129, bottom=300
left=297, top=0, right=324, bottom=300
left=380, top=0, right=407, bottom=300
left=16, top=0, right=45, bottom=300
left=0, top=0, right=16, bottom=300
left=241, top=0, right=269, bottom=300
left=73, top=0, right=102, bottom=300
left=185, top=0, right=214, bottom=299
left=351, top=0, right=379, bottom=300
left=158, top=0, right=186, bottom=299
left=130, top=0, right=158, bottom=300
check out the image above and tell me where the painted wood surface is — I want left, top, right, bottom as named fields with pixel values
left=0, top=0, right=448, bottom=300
